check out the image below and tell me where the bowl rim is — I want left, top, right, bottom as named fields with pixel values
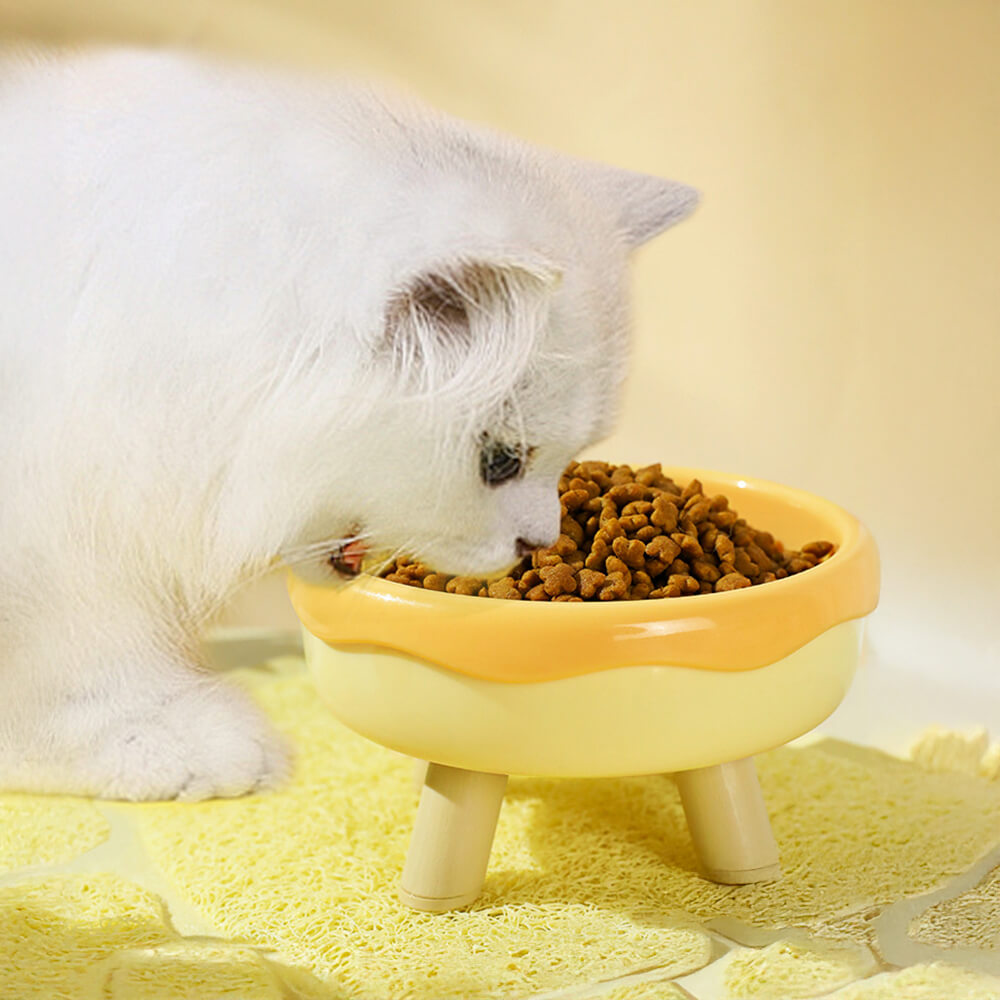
left=287, top=466, right=880, bottom=681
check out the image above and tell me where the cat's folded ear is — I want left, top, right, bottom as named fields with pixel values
left=574, top=161, right=700, bottom=248
left=381, top=251, right=561, bottom=406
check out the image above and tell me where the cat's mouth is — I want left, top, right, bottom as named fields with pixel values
left=328, top=535, right=368, bottom=577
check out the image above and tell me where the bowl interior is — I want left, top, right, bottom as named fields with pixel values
left=691, top=473, right=845, bottom=549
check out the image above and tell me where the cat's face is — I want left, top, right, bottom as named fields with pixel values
left=355, top=289, right=626, bottom=578
left=295, top=156, right=698, bottom=582
left=327, top=163, right=697, bottom=579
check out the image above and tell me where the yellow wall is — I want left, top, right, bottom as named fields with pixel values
left=5, top=1, right=998, bottom=687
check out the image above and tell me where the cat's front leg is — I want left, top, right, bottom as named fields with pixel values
left=0, top=628, right=291, bottom=801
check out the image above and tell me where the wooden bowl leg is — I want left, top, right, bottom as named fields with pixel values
left=411, top=758, right=429, bottom=798
left=674, top=757, right=782, bottom=884
left=399, top=762, right=508, bottom=912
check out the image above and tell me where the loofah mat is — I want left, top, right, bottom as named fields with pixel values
left=1, top=643, right=999, bottom=999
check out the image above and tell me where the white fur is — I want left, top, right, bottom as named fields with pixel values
left=0, top=46, right=698, bottom=800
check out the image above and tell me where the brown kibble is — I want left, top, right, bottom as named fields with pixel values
left=584, top=536, right=610, bottom=570
left=786, top=556, right=815, bottom=574
left=646, top=534, right=681, bottom=564
left=621, top=500, right=654, bottom=516
left=597, top=516, right=625, bottom=540
left=568, top=476, right=600, bottom=498
left=540, top=562, right=577, bottom=596
left=446, top=576, right=484, bottom=596
left=577, top=568, right=606, bottom=598
left=599, top=572, right=630, bottom=600
left=605, top=555, right=633, bottom=586
left=714, top=534, right=736, bottom=562
left=576, top=461, right=612, bottom=486
left=553, top=531, right=579, bottom=556
left=650, top=495, right=679, bottom=532
left=716, top=572, right=752, bottom=592
left=684, top=498, right=712, bottom=523
left=710, top=510, right=738, bottom=529
left=607, top=482, right=648, bottom=504
left=553, top=594, right=584, bottom=602
left=533, top=552, right=563, bottom=570
left=746, top=541, right=776, bottom=573
left=668, top=573, right=701, bottom=594
left=422, top=573, right=450, bottom=591
left=754, top=530, right=782, bottom=561
left=803, top=540, right=836, bottom=559
left=634, top=463, right=664, bottom=486
left=561, top=488, right=590, bottom=512
left=680, top=478, right=703, bottom=503
left=612, top=535, right=647, bottom=569
left=672, top=532, right=704, bottom=560
left=733, top=548, right=759, bottom=578
left=525, top=584, right=550, bottom=601
left=635, top=525, right=659, bottom=542
left=487, top=578, right=521, bottom=599
left=619, top=513, right=649, bottom=533
left=560, top=517, right=585, bottom=546
left=691, top=559, right=722, bottom=584
left=679, top=516, right=700, bottom=537
left=699, top=525, right=719, bottom=552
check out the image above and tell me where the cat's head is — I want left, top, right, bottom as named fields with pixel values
left=311, top=153, right=699, bottom=582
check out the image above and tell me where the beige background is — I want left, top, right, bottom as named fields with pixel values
left=4, top=1, right=997, bottom=699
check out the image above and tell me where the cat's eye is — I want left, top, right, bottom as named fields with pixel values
left=479, top=440, right=524, bottom=486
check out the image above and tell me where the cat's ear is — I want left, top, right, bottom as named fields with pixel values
left=574, top=162, right=700, bottom=248
left=382, top=251, right=561, bottom=405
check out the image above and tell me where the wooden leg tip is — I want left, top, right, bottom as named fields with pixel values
left=398, top=885, right=480, bottom=912
left=704, top=861, right=782, bottom=885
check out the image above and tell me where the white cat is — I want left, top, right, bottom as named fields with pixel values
left=0, top=47, right=698, bottom=801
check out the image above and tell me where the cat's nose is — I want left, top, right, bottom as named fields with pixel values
left=515, top=536, right=548, bottom=558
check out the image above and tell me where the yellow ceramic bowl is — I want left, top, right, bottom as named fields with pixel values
left=289, top=468, right=879, bottom=778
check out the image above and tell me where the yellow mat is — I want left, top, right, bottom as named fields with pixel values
left=1, top=649, right=998, bottom=999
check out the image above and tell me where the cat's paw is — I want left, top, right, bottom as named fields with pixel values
left=5, top=673, right=294, bottom=802
left=84, top=679, right=292, bottom=801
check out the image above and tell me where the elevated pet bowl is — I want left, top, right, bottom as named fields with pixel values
left=288, top=468, right=880, bottom=912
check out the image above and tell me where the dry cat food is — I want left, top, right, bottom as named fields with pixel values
left=381, top=461, right=835, bottom=601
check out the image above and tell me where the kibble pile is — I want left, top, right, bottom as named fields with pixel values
left=382, top=461, right=835, bottom=601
